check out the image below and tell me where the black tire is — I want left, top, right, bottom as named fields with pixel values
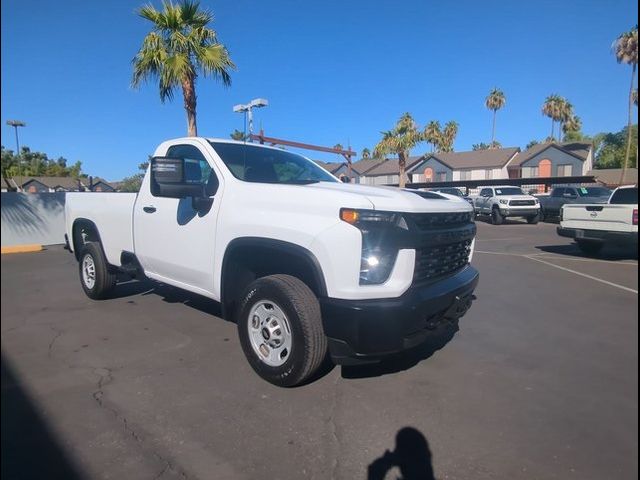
left=527, top=213, right=540, bottom=225
left=79, top=242, right=116, bottom=300
left=576, top=239, right=604, bottom=256
left=236, top=274, right=327, bottom=387
left=491, top=207, right=504, bottom=225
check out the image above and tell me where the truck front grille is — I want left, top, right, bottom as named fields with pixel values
left=509, top=200, right=536, bottom=206
left=408, top=211, right=474, bottom=229
left=414, top=239, right=472, bottom=283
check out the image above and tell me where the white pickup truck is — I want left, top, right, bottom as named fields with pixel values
left=65, top=138, right=479, bottom=386
left=473, top=186, right=541, bottom=225
left=558, top=186, right=638, bottom=255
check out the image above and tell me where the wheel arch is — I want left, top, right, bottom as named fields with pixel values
left=71, top=218, right=104, bottom=261
left=220, top=237, right=328, bottom=320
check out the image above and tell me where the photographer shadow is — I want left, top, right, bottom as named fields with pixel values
left=368, top=427, right=435, bottom=480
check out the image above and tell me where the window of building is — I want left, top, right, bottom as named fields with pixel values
left=557, top=164, right=573, bottom=177
left=460, top=170, right=472, bottom=181
left=436, top=171, right=447, bottom=182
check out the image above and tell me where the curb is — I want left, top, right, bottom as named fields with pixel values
left=1, top=245, right=44, bottom=254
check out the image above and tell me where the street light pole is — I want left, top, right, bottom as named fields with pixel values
left=6, top=120, right=26, bottom=191
left=233, top=98, right=269, bottom=139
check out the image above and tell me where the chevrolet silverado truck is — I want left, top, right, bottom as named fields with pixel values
left=65, top=138, right=479, bottom=386
left=558, top=185, right=638, bottom=255
left=473, top=186, right=541, bottom=225
left=539, top=185, right=611, bottom=221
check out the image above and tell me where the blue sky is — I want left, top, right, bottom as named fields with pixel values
left=1, top=0, right=638, bottom=181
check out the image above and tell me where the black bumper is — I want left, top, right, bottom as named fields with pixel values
left=557, top=227, right=638, bottom=246
left=319, top=266, right=479, bottom=365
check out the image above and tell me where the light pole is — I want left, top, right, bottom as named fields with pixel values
left=233, top=98, right=268, bottom=139
left=6, top=120, right=26, bottom=191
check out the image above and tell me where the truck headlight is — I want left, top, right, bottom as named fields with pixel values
left=340, top=208, right=407, bottom=285
left=359, top=248, right=398, bottom=285
left=499, top=199, right=509, bottom=205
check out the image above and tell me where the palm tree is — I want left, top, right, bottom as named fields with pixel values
left=485, top=88, right=506, bottom=147
left=361, top=148, right=371, bottom=159
left=373, top=113, right=424, bottom=188
left=423, top=121, right=442, bottom=152
left=230, top=129, right=247, bottom=141
left=439, top=121, right=459, bottom=152
left=613, top=25, right=638, bottom=184
left=633, top=89, right=638, bottom=107
left=132, top=0, right=235, bottom=136
left=562, top=115, right=582, bottom=135
left=557, top=99, right=574, bottom=141
left=542, top=94, right=564, bottom=140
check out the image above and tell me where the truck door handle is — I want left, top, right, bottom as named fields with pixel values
left=143, top=206, right=157, bottom=213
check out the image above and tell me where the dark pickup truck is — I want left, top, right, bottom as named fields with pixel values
left=539, top=186, right=611, bottom=221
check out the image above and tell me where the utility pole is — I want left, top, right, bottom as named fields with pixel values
left=6, top=120, right=26, bottom=191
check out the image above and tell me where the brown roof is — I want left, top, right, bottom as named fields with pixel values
left=351, top=157, right=386, bottom=175
left=314, top=161, right=344, bottom=174
left=510, top=142, right=592, bottom=167
left=16, top=176, right=84, bottom=190
left=587, top=168, right=638, bottom=186
left=364, top=156, right=424, bottom=177
left=421, top=147, right=520, bottom=170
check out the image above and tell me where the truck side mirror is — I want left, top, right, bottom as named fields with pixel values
left=150, top=157, right=207, bottom=201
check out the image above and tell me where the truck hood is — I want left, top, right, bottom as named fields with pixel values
left=306, top=182, right=472, bottom=213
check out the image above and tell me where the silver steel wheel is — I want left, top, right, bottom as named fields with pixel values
left=82, top=254, right=96, bottom=290
left=247, top=300, right=292, bottom=367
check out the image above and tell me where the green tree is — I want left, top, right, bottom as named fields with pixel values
left=613, top=25, right=638, bottom=184
left=525, top=140, right=540, bottom=150
left=374, top=113, right=424, bottom=188
left=132, top=0, right=235, bottom=136
left=594, top=125, right=638, bottom=169
left=485, top=88, right=506, bottom=146
left=118, top=162, right=150, bottom=192
left=472, top=142, right=491, bottom=151
left=439, top=121, right=459, bottom=152
left=230, top=129, right=247, bottom=141
left=423, top=121, right=441, bottom=152
left=361, top=148, right=371, bottom=159
left=542, top=94, right=564, bottom=140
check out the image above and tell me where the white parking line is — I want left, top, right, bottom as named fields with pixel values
left=530, top=253, right=638, bottom=266
left=525, top=255, right=638, bottom=294
left=475, top=250, right=638, bottom=294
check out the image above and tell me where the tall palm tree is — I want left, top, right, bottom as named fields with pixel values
left=132, top=0, right=235, bottom=136
left=542, top=94, right=564, bottom=140
left=485, top=88, right=506, bottom=147
left=439, top=121, right=459, bottom=152
left=373, top=113, right=424, bottom=188
left=613, top=25, right=638, bottom=184
left=423, top=121, right=442, bottom=152
left=557, top=99, right=574, bottom=141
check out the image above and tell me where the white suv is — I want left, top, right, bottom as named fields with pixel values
left=474, top=186, right=541, bottom=225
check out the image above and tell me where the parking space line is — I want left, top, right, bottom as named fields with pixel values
left=530, top=253, right=638, bottom=266
left=525, top=255, right=638, bottom=294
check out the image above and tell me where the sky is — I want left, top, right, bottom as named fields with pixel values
left=1, top=0, right=638, bottom=181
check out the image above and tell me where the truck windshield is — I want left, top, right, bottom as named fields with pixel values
left=209, top=141, right=338, bottom=184
left=495, top=187, right=524, bottom=196
left=609, top=188, right=638, bottom=205
left=577, top=187, right=611, bottom=197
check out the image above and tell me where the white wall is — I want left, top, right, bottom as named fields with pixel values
left=1, top=193, right=66, bottom=247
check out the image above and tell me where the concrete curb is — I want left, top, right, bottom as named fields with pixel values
left=1, top=245, right=44, bottom=254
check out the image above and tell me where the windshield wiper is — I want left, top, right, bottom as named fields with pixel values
left=280, top=179, right=320, bottom=185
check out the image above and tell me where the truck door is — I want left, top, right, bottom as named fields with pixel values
left=134, top=140, right=223, bottom=297
left=478, top=188, right=492, bottom=212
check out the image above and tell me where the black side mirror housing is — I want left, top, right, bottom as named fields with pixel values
left=150, top=157, right=208, bottom=201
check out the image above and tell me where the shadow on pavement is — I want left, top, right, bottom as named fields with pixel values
left=368, top=427, right=435, bottom=480
left=342, top=322, right=458, bottom=379
left=535, top=244, right=638, bottom=261
left=1, top=352, right=85, bottom=480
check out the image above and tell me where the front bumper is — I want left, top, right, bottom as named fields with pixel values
left=557, top=227, right=638, bottom=246
left=500, top=207, right=540, bottom=217
left=319, top=266, right=479, bottom=365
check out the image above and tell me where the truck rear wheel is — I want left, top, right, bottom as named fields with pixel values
left=79, top=242, right=116, bottom=300
left=576, top=239, right=604, bottom=256
left=491, top=207, right=504, bottom=225
left=236, top=274, right=327, bottom=387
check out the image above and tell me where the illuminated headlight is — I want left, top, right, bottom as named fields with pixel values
left=359, top=248, right=397, bottom=285
left=499, top=199, right=509, bottom=205
left=340, top=208, right=408, bottom=229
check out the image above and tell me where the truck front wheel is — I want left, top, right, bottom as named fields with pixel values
left=79, top=242, right=116, bottom=300
left=236, top=275, right=328, bottom=387
left=491, top=207, right=504, bottom=225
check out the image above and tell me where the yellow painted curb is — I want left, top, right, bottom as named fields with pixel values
left=1, top=244, right=44, bottom=254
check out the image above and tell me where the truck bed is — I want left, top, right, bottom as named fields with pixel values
left=65, top=192, right=137, bottom=266
left=561, top=204, right=637, bottom=233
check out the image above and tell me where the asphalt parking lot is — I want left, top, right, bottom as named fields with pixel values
left=2, top=220, right=638, bottom=480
